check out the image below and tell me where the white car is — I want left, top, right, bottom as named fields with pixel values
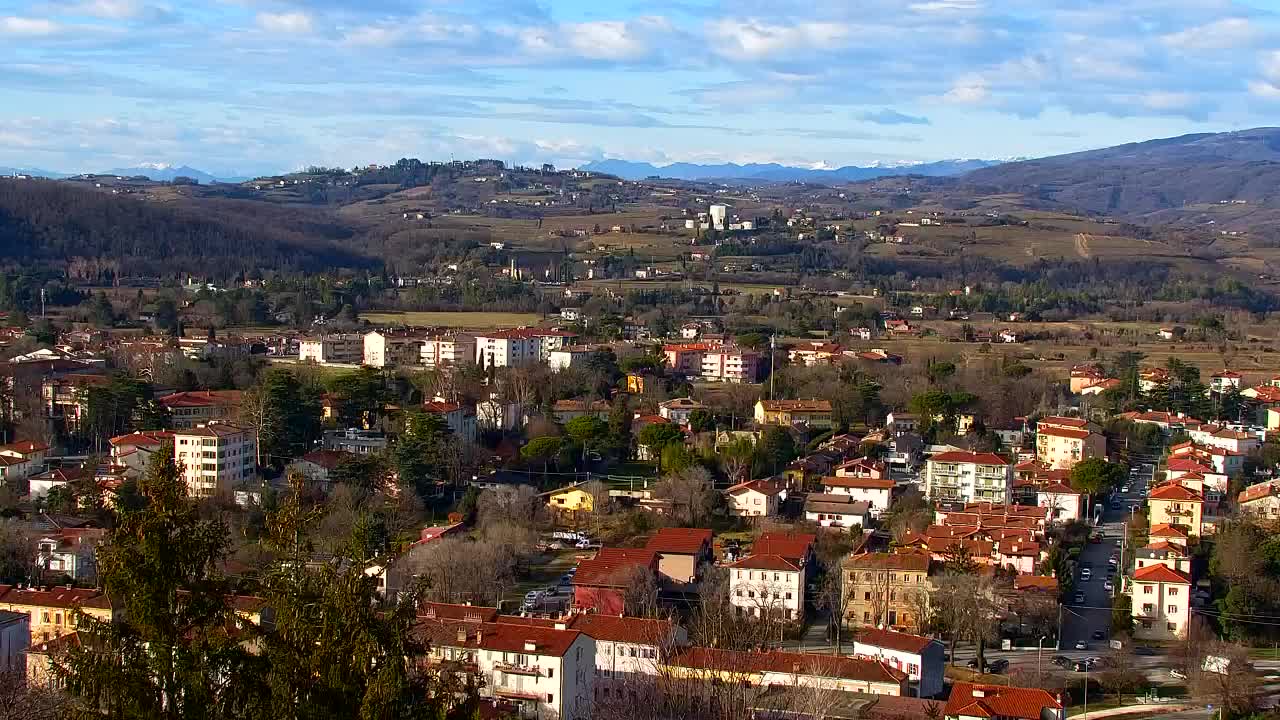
left=1103, top=580, right=1114, bottom=592
left=1080, top=568, right=1092, bottom=580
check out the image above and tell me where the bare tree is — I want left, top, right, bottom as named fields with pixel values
left=476, top=484, right=541, bottom=530
left=653, top=465, right=716, bottom=527
left=932, top=574, right=1000, bottom=669
left=1191, top=641, right=1259, bottom=718
left=1098, top=642, right=1144, bottom=704
left=0, top=668, right=68, bottom=720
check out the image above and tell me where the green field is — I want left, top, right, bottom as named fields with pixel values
left=360, top=311, right=543, bottom=328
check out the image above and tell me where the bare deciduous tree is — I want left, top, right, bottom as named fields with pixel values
left=653, top=466, right=716, bottom=527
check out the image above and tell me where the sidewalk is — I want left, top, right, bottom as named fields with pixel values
left=1068, top=703, right=1194, bottom=719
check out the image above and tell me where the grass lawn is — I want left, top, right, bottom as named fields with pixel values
left=359, top=311, right=543, bottom=328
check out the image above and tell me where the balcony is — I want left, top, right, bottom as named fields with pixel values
left=493, top=686, right=542, bottom=701
left=494, top=662, right=543, bottom=677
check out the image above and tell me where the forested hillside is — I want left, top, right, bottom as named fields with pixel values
left=0, top=179, right=377, bottom=280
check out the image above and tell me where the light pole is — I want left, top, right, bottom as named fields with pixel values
left=1084, top=662, right=1089, bottom=717
left=1037, top=635, right=1047, bottom=685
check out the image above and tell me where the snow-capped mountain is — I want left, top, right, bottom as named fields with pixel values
left=579, top=158, right=1002, bottom=182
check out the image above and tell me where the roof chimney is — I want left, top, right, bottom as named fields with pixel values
left=524, top=641, right=538, bottom=653
left=972, top=688, right=986, bottom=698
left=554, top=621, right=568, bottom=631
left=457, top=628, right=468, bottom=644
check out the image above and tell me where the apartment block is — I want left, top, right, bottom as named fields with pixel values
left=173, top=422, right=256, bottom=498
left=298, top=334, right=363, bottom=364
left=924, top=451, right=1012, bottom=504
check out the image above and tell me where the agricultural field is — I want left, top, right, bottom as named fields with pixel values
left=359, top=311, right=543, bottom=328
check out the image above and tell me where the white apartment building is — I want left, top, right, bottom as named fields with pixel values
left=474, top=328, right=576, bottom=368
left=420, top=619, right=596, bottom=720
left=1132, top=564, right=1192, bottom=641
left=820, top=476, right=895, bottom=516
left=700, top=347, right=759, bottom=383
left=851, top=628, right=946, bottom=699
left=420, top=335, right=476, bottom=369
left=728, top=554, right=806, bottom=621
left=362, top=331, right=422, bottom=368
left=924, top=451, right=1012, bottom=504
left=298, top=334, right=363, bottom=364
left=572, top=615, right=685, bottom=686
left=173, top=422, right=256, bottom=498
left=549, top=346, right=594, bottom=372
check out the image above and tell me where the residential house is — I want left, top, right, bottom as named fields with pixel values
left=420, top=335, right=476, bottom=369
left=424, top=399, right=478, bottom=446
left=28, top=466, right=92, bottom=500
left=474, top=328, right=576, bottom=368
left=662, top=343, right=708, bottom=375
left=841, top=553, right=932, bottom=632
left=788, top=342, right=843, bottom=367
left=298, top=334, right=363, bottom=364
left=572, top=548, right=659, bottom=616
left=1034, top=423, right=1105, bottom=470
left=0, top=440, right=47, bottom=482
left=1210, top=370, right=1243, bottom=394
left=1134, top=540, right=1192, bottom=575
left=288, top=449, right=356, bottom=490
left=664, top=647, right=906, bottom=696
left=852, top=627, right=945, bottom=698
left=1188, top=424, right=1259, bottom=455
left=924, top=451, right=1012, bottom=504
left=821, top=475, right=895, bottom=516
left=885, top=412, right=918, bottom=435
left=945, top=683, right=1064, bottom=720
left=1147, top=483, right=1204, bottom=537
left=644, top=528, right=714, bottom=590
left=415, top=618, right=596, bottom=720
left=546, top=485, right=596, bottom=518
left=158, top=390, right=243, bottom=429
left=35, top=528, right=105, bottom=583
left=753, top=399, right=834, bottom=430
left=0, top=585, right=113, bottom=642
left=657, top=397, right=705, bottom=426
left=1239, top=480, right=1280, bottom=519
left=700, top=346, right=760, bottom=383
left=552, top=399, right=611, bottom=424
left=573, top=614, right=685, bottom=688
left=1132, top=564, right=1193, bottom=641
left=362, top=330, right=421, bottom=368
left=728, top=554, right=808, bottom=621
left=323, top=428, right=389, bottom=455
left=1036, top=483, right=1085, bottom=523
left=803, top=494, right=871, bottom=529
left=108, top=431, right=173, bottom=475
left=172, top=423, right=256, bottom=498
left=725, top=479, right=785, bottom=518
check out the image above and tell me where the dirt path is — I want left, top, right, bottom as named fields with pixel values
left=1075, top=233, right=1093, bottom=259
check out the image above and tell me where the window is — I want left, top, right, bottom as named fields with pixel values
left=1141, top=620, right=1152, bottom=629
left=785, top=592, right=792, bottom=600
left=863, top=612, right=870, bottom=622
left=1169, top=587, right=1179, bottom=596
left=864, top=592, right=871, bottom=601
left=1167, top=623, right=1177, bottom=632
left=547, top=694, right=554, bottom=704
left=547, top=668, right=553, bottom=679
left=1143, top=586, right=1153, bottom=594
left=1167, top=605, right=1178, bottom=614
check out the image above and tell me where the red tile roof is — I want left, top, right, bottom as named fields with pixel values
left=726, top=479, right=785, bottom=497
left=108, top=431, right=173, bottom=448
left=1150, top=484, right=1203, bottom=502
left=644, top=527, right=713, bottom=556
left=844, top=553, right=931, bottom=572
left=1133, top=564, right=1192, bottom=584
left=729, top=554, right=801, bottom=572
left=1168, top=458, right=1214, bottom=473
left=572, top=548, right=657, bottom=587
left=415, top=620, right=582, bottom=657
left=1039, top=416, right=1089, bottom=428
left=822, top=476, right=895, bottom=490
left=417, top=602, right=499, bottom=623
left=569, top=614, right=674, bottom=645
left=297, top=449, right=355, bottom=470
left=0, top=585, right=111, bottom=610
left=752, top=531, right=816, bottom=562
left=1239, top=481, right=1280, bottom=505
left=158, top=390, right=243, bottom=408
left=853, top=627, right=937, bottom=655
left=667, top=646, right=906, bottom=685
left=1036, top=426, right=1092, bottom=440
left=1149, top=523, right=1190, bottom=538
left=929, top=451, right=1009, bottom=466
left=946, top=682, right=1062, bottom=720
left=0, top=440, right=49, bottom=455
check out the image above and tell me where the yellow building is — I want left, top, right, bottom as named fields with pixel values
left=754, top=400, right=834, bottom=430
left=546, top=486, right=594, bottom=515
left=932, top=412, right=977, bottom=435
left=1034, top=426, right=1106, bottom=470
left=0, top=586, right=114, bottom=642
left=1148, top=483, right=1204, bottom=537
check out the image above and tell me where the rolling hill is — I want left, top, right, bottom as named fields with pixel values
left=581, top=158, right=1000, bottom=183
left=963, top=128, right=1280, bottom=222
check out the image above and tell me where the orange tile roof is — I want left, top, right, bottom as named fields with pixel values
left=930, top=451, right=1009, bottom=466
left=1039, top=416, right=1089, bottom=428
left=753, top=531, right=816, bottom=562
left=1014, top=575, right=1059, bottom=592
left=1150, top=484, right=1203, bottom=502
left=1035, top=426, right=1092, bottom=440
left=1133, top=564, right=1192, bottom=584
left=946, top=682, right=1062, bottom=720
left=569, top=614, right=675, bottom=645
left=1149, top=523, right=1190, bottom=538
left=729, top=553, right=801, bottom=572
left=644, top=527, right=713, bottom=555
left=667, top=647, right=906, bottom=685
left=853, top=627, right=937, bottom=655
left=844, top=553, right=930, bottom=572
left=0, top=439, right=49, bottom=455
left=572, top=547, right=657, bottom=587
left=1239, top=481, right=1280, bottom=505
left=822, top=475, right=895, bottom=490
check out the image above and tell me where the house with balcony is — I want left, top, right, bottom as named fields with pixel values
left=754, top=399, right=834, bottom=430
left=1148, top=483, right=1204, bottom=537
left=923, top=451, right=1012, bottom=504
left=1132, top=564, right=1192, bottom=641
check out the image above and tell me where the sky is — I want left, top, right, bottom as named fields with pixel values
left=3, top=0, right=1280, bottom=176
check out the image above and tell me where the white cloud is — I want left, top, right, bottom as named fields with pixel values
left=1248, top=80, right=1280, bottom=99
left=0, top=16, right=61, bottom=35
left=708, top=19, right=850, bottom=60
left=256, top=11, right=313, bottom=35
left=71, top=0, right=143, bottom=20
left=1162, top=17, right=1258, bottom=52
left=1140, top=91, right=1195, bottom=111
left=942, top=75, right=989, bottom=104
left=341, top=24, right=403, bottom=47
left=909, top=0, right=981, bottom=12
left=563, top=20, right=650, bottom=61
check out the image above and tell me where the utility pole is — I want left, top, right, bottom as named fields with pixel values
left=769, top=334, right=776, bottom=401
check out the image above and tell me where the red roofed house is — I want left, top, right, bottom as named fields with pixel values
left=945, top=682, right=1064, bottom=720
left=572, top=548, right=659, bottom=616
left=108, top=431, right=173, bottom=475
left=727, top=533, right=816, bottom=622
left=644, top=527, right=714, bottom=589
left=423, top=397, right=477, bottom=446
left=1148, top=483, right=1204, bottom=537
left=0, top=585, right=114, bottom=642
left=570, top=614, right=685, bottom=688
left=1132, top=564, right=1193, bottom=641
left=1036, top=482, right=1084, bottom=523
left=0, top=440, right=48, bottom=481
left=28, top=466, right=93, bottom=500
left=725, top=479, right=786, bottom=519
left=1210, top=370, right=1243, bottom=394
left=665, top=646, right=907, bottom=696
left=821, top=474, right=895, bottom=516
left=1034, top=421, right=1105, bottom=471
left=924, top=451, right=1013, bottom=505
left=852, top=627, right=945, bottom=698
left=158, top=390, right=243, bottom=429
left=1239, top=480, right=1280, bottom=519
left=289, top=449, right=356, bottom=489
left=414, top=617, right=595, bottom=719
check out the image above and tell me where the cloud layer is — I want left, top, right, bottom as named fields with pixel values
left=1, top=0, right=1278, bottom=173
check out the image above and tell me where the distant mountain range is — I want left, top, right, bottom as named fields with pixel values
left=963, top=127, right=1280, bottom=217
left=580, top=158, right=1002, bottom=182
left=1, top=163, right=247, bottom=183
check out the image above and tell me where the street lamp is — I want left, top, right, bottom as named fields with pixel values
left=1037, top=635, right=1047, bottom=685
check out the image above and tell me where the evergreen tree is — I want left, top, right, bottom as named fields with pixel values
left=393, top=411, right=453, bottom=499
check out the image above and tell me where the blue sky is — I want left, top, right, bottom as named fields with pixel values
left=2, top=0, right=1280, bottom=176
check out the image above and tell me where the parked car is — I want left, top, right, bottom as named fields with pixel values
left=1075, top=641, right=1088, bottom=650
left=1092, top=630, right=1106, bottom=641
left=1171, top=669, right=1187, bottom=680
left=575, top=539, right=592, bottom=549
left=1103, top=580, right=1114, bottom=592
left=1080, top=568, right=1092, bottom=580
left=1052, top=655, right=1072, bottom=668
left=988, top=659, right=1009, bottom=673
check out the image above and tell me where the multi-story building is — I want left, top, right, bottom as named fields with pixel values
left=924, top=451, right=1012, bottom=504
left=158, top=390, right=243, bottom=429
left=573, top=614, right=684, bottom=688
left=1209, top=370, right=1243, bottom=394
left=1132, top=564, right=1192, bottom=641
left=700, top=346, right=760, bottom=383
left=0, top=439, right=47, bottom=482
left=1034, top=425, right=1106, bottom=470
left=420, top=335, right=476, bottom=369
left=298, top=334, right=363, bottom=364
left=0, top=585, right=113, bottom=642
left=35, top=528, right=105, bottom=583
left=729, top=556, right=805, bottom=620
left=362, top=331, right=422, bottom=368
left=664, top=646, right=907, bottom=696
left=474, top=328, right=576, bottom=368
left=416, top=617, right=596, bottom=720
left=821, top=476, right=895, bottom=516
left=754, top=399, right=834, bottom=430
left=173, top=422, right=256, bottom=498
left=423, top=399, right=477, bottom=446
left=841, top=553, right=931, bottom=632
left=661, top=343, right=709, bottom=376
left=1148, top=482, right=1204, bottom=537
left=0, top=610, right=27, bottom=675
left=1238, top=480, right=1280, bottom=519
